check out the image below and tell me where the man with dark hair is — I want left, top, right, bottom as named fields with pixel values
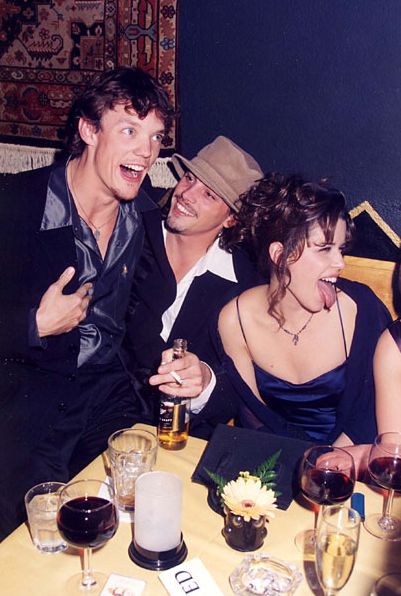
left=123, top=136, right=263, bottom=436
left=0, top=66, right=174, bottom=539
left=64, top=66, right=173, bottom=158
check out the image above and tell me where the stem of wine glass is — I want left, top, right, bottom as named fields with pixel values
left=313, top=506, right=320, bottom=533
left=379, top=489, right=396, bottom=531
left=318, top=504, right=328, bottom=528
left=82, top=547, right=96, bottom=588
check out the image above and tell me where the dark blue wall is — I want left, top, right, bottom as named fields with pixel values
left=178, top=1, right=401, bottom=236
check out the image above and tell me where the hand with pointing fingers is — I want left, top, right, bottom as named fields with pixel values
left=36, top=266, right=93, bottom=337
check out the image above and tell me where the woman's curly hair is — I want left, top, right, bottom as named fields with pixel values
left=222, top=172, right=354, bottom=322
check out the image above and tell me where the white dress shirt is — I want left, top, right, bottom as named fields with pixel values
left=160, top=223, right=237, bottom=413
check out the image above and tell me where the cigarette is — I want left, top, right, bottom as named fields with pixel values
left=170, top=371, right=183, bottom=385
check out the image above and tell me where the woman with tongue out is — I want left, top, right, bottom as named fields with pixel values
left=218, top=173, right=391, bottom=445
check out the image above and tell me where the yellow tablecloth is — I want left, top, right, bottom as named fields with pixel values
left=1, top=425, right=400, bottom=595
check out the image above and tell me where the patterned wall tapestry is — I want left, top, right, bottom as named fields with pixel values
left=0, top=0, right=178, bottom=150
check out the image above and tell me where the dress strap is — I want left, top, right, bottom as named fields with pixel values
left=335, top=292, right=348, bottom=358
left=236, top=296, right=249, bottom=347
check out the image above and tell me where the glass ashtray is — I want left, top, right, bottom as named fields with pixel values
left=229, top=553, right=303, bottom=595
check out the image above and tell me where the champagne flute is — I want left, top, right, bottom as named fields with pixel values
left=57, top=479, right=119, bottom=593
left=364, top=432, right=401, bottom=541
left=297, top=445, right=356, bottom=550
left=315, top=504, right=361, bottom=596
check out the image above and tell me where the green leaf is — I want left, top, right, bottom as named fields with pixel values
left=204, top=468, right=227, bottom=494
left=204, top=449, right=282, bottom=498
left=252, top=449, right=281, bottom=490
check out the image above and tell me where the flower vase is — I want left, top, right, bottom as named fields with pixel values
left=222, top=507, right=267, bottom=551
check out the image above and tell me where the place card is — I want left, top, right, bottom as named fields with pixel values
left=100, top=573, right=145, bottom=595
left=159, top=557, right=224, bottom=595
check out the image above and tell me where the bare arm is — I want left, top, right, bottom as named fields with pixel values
left=218, top=297, right=260, bottom=397
left=332, top=328, right=401, bottom=478
left=374, top=328, right=401, bottom=433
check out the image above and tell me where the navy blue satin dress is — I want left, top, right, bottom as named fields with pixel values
left=253, top=362, right=346, bottom=442
left=233, top=296, right=347, bottom=442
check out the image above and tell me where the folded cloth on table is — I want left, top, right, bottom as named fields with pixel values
left=191, top=424, right=313, bottom=511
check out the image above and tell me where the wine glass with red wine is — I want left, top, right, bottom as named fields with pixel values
left=297, top=445, right=356, bottom=551
left=364, top=432, right=401, bottom=541
left=57, top=479, right=119, bottom=593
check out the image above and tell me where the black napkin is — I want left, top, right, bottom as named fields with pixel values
left=192, top=424, right=313, bottom=512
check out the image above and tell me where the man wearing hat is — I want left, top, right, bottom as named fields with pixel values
left=123, top=136, right=263, bottom=435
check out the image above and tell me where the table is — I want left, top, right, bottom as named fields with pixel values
left=1, top=425, right=400, bottom=595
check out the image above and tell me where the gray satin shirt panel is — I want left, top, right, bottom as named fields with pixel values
left=77, top=204, right=141, bottom=366
left=40, top=169, right=72, bottom=231
left=40, top=161, right=143, bottom=367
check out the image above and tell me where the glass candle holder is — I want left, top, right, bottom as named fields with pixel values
left=128, top=471, right=187, bottom=570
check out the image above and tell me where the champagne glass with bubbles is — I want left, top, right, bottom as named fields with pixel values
left=365, top=432, right=401, bottom=541
left=315, top=505, right=360, bottom=596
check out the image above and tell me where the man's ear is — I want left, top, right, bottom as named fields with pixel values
left=78, top=117, right=98, bottom=147
left=269, top=241, right=284, bottom=265
left=222, top=213, right=237, bottom=229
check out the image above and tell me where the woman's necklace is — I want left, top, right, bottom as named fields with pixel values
left=68, top=166, right=118, bottom=242
left=280, top=312, right=314, bottom=346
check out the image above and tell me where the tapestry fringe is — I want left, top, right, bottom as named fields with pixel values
left=0, top=143, right=57, bottom=173
left=0, top=143, right=176, bottom=188
left=148, top=158, right=177, bottom=188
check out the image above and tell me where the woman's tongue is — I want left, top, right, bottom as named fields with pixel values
left=318, top=279, right=336, bottom=309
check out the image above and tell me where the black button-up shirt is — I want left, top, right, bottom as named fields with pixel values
left=39, top=160, right=145, bottom=366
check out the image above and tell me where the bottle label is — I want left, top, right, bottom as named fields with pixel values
left=159, top=401, right=187, bottom=432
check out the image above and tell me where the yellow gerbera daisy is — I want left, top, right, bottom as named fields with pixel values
left=222, top=476, right=277, bottom=522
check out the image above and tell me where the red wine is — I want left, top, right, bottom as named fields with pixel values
left=369, top=456, right=401, bottom=491
left=300, top=468, right=354, bottom=505
left=57, top=496, right=118, bottom=548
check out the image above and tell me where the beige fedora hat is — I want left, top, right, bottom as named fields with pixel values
left=171, top=136, right=263, bottom=213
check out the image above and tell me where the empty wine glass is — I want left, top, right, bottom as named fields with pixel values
left=297, top=445, right=356, bottom=551
left=57, top=479, right=119, bottom=593
left=315, top=504, right=361, bottom=595
left=364, top=432, right=401, bottom=541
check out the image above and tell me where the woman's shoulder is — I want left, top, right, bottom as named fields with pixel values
left=219, top=284, right=268, bottom=327
left=237, top=284, right=268, bottom=304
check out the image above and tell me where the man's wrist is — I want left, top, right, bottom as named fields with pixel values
left=200, top=361, right=212, bottom=391
left=189, top=362, right=216, bottom=414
